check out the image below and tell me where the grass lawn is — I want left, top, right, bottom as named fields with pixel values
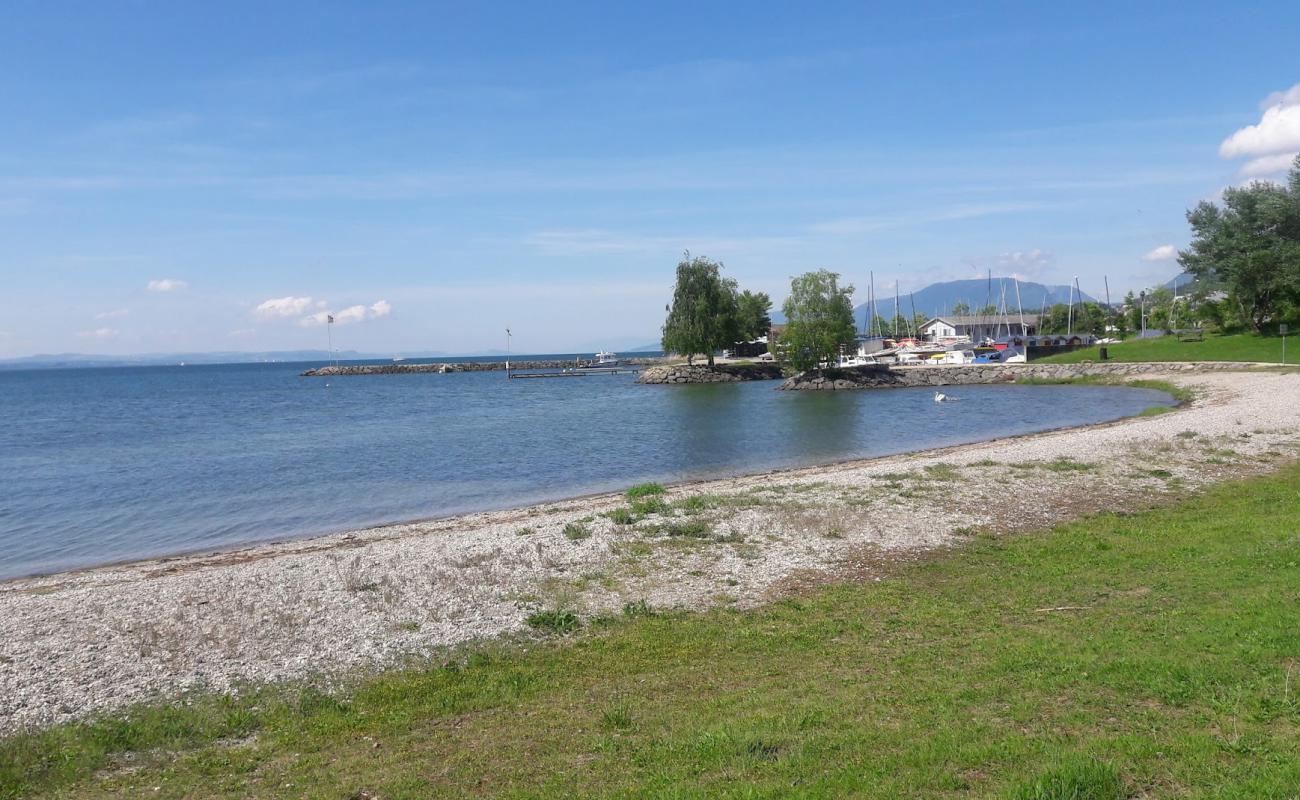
left=1034, top=332, right=1292, bottom=364
left=4, top=467, right=1299, bottom=798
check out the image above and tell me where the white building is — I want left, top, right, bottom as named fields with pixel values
left=919, top=314, right=1040, bottom=343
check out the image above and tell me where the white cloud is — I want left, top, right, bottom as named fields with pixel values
left=94, top=308, right=130, bottom=320
left=227, top=328, right=256, bottom=337
left=1260, top=84, right=1300, bottom=110
left=997, top=249, right=1053, bottom=273
left=255, top=296, right=316, bottom=317
left=1142, top=244, right=1178, bottom=261
left=78, top=327, right=119, bottom=338
left=146, top=278, right=187, bottom=292
left=961, top=249, right=1054, bottom=281
left=809, top=202, right=1054, bottom=236
left=1239, top=152, right=1298, bottom=178
left=1220, top=84, right=1300, bottom=162
left=299, top=300, right=393, bottom=327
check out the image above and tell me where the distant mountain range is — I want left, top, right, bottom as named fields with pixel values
left=0, top=345, right=668, bottom=370
left=0, top=350, right=421, bottom=370
left=771, top=278, right=1098, bottom=325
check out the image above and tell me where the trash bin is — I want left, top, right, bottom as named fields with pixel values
left=1099, top=346, right=1109, bottom=360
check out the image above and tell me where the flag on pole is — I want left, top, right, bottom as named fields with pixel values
left=327, top=314, right=335, bottom=324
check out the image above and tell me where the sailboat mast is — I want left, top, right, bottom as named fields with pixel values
left=999, top=280, right=1009, bottom=340
left=909, top=293, right=918, bottom=339
left=869, top=271, right=878, bottom=338
left=1067, top=278, right=1076, bottom=336
left=1014, top=278, right=1027, bottom=337
left=894, top=281, right=900, bottom=339
left=1171, top=275, right=1178, bottom=330
left=867, top=271, right=874, bottom=337
left=1104, top=275, right=1112, bottom=333
left=1074, top=276, right=1083, bottom=336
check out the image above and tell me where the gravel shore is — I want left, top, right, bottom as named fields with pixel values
left=3, top=367, right=1298, bottom=734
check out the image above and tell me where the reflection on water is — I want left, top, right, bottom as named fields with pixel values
left=0, top=362, right=1172, bottom=578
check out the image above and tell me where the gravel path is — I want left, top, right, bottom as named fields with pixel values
left=2, top=367, right=1298, bottom=734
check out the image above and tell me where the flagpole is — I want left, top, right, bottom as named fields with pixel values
left=327, top=314, right=336, bottom=368
left=505, top=328, right=511, bottom=378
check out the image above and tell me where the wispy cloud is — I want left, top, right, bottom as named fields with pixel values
left=1238, top=152, right=1298, bottom=178
left=94, top=308, right=130, bottom=320
left=809, top=201, right=1055, bottom=236
left=1142, top=244, right=1178, bottom=261
left=255, top=296, right=317, bottom=317
left=959, top=249, right=1056, bottom=281
left=300, top=300, right=392, bottom=326
left=526, top=228, right=802, bottom=257
left=78, top=327, right=119, bottom=339
left=147, top=278, right=188, bottom=292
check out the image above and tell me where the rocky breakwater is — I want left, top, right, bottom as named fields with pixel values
left=778, top=360, right=1273, bottom=390
left=637, top=363, right=785, bottom=384
left=303, top=358, right=660, bottom=377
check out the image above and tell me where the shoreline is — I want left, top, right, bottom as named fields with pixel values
left=3, top=366, right=1299, bottom=734
left=3, top=381, right=1174, bottom=585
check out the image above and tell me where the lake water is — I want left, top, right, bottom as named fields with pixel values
left=0, top=359, right=1172, bottom=580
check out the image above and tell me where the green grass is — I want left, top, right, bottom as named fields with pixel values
left=625, top=483, right=666, bottom=500
left=561, top=521, right=590, bottom=540
left=1034, top=332, right=1291, bottom=364
left=525, top=609, right=580, bottom=634
left=5, top=466, right=1300, bottom=798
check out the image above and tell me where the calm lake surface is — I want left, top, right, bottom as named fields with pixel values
left=0, top=359, right=1173, bottom=579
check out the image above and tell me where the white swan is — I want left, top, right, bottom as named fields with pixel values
left=934, top=391, right=947, bottom=403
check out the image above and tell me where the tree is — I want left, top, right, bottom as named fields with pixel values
left=661, top=254, right=739, bottom=366
left=1040, top=304, right=1070, bottom=334
left=779, top=269, right=856, bottom=373
left=951, top=301, right=971, bottom=315
left=1180, top=156, right=1300, bottom=331
left=734, top=290, right=773, bottom=341
left=976, top=304, right=998, bottom=316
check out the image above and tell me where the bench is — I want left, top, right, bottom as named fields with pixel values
left=1178, top=329, right=1204, bottom=342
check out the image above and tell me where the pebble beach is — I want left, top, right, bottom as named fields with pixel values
left=2, top=366, right=1298, bottom=734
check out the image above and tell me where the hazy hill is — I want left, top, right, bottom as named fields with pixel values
left=771, top=278, right=1097, bottom=325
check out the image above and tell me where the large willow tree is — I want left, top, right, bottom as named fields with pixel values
left=661, top=254, right=739, bottom=366
left=1180, top=156, right=1300, bottom=331
left=780, top=269, right=856, bottom=373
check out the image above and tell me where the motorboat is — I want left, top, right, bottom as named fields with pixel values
left=577, top=351, right=622, bottom=370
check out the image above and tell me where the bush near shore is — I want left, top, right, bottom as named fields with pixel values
left=3, top=467, right=1299, bottom=798
left=1036, top=332, right=1292, bottom=364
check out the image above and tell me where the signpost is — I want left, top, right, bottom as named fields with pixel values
left=1281, top=323, right=1288, bottom=365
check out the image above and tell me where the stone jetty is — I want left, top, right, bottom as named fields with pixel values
left=303, top=357, right=662, bottom=377
left=777, top=360, right=1273, bottom=390
left=637, top=363, right=786, bottom=384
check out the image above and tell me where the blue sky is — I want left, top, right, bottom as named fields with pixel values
left=2, top=1, right=1299, bottom=357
